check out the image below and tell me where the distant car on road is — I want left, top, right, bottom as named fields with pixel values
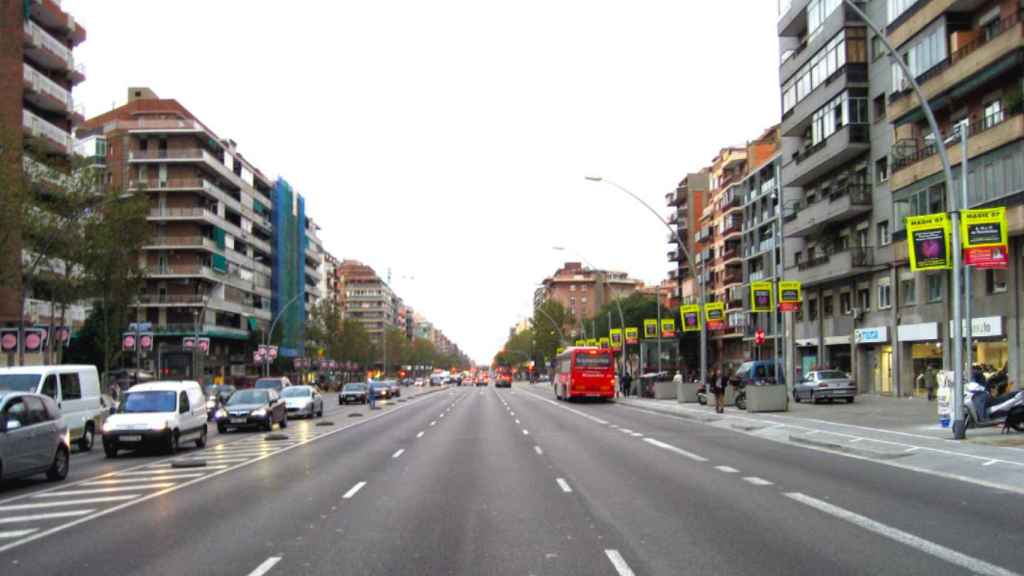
left=793, top=370, right=856, bottom=404
left=0, top=391, right=69, bottom=482
left=413, top=378, right=425, bottom=387
left=388, top=380, right=401, bottom=398
left=476, top=373, right=489, bottom=387
left=339, top=383, right=368, bottom=405
left=495, top=373, right=512, bottom=388
left=282, top=385, right=323, bottom=419
left=253, top=377, right=292, bottom=394
left=369, top=381, right=391, bottom=400
left=216, top=388, right=287, bottom=432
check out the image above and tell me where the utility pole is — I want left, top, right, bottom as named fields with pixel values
left=958, top=120, right=974, bottom=381
left=656, top=288, right=663, bottom=375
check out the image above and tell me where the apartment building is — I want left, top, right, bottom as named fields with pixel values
left=0, top=0, right=87, bottom=359
left=778, top=0, right=894, bottom=390
left=77, top=88, right=321, bottom=378
left=335, top=259, right=398, bottom=347
left=540, top=262, right=642, bottom=337
left=885, top=0, right=1024, bottom=395
left=666, top=171, right=710, bottom=305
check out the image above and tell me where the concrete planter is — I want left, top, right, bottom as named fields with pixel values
left=745, top=384, right=789, bottom=413
left=677, top=380, right=699, bottom=403
left=653, top=380, right=677, bottom=400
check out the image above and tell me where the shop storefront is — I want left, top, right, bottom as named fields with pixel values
left=825, top=336, right=851, bottom=373
left=855, top=327, right=892, bottom=394
left=795, top=338, right=818, bottom=379
left=898, top=322, right=941, bottom=398
left=950, top=316, right=1007, bottom=376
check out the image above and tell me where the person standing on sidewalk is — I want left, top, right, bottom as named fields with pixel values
left=620, top=372, right=632, bottom=398
left=712, top=369, right=727, bottom=414
left=924, top=365, right=938, bottom=400
left=368, top=381, right=377, bottom=410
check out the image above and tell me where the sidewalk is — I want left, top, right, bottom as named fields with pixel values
left=618, top=393, right=1024, bottom=495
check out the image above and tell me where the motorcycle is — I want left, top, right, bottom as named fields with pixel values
left=963, top=381, right=1024, bottom=433
left=696, top=382, right=708, bottom=405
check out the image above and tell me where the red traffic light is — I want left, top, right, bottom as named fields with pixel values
left=755, top=328, right=765, bottom=345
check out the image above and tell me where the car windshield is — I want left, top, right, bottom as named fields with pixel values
left=228, top=390, right=269, bottom=405
left=254, top=379, right=282, bottom=390
left=121, top=391, right=177, bottom=413
left=0, top=374, right=41, bottom=392
left=282, top=387, right=311, bottom=398
left=343, top=384, right=366, bottom=392
left=817, top=371, right=848, bottom=380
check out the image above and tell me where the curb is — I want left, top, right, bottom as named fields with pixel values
left=619, top=400, right=722, bottom=423
left=789, top=433, right=912, bottom=460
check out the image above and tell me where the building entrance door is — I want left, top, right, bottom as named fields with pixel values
left=877, top=346, right=893, bottom=395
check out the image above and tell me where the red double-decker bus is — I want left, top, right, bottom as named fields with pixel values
left=553, top=347, right=616, bottom=401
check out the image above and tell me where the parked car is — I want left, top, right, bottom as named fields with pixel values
left=429, top=374, right=445, bottom=386
left=0, top=391, right=70, bottom=482
left=282, top=385, right=323, bottom=419
left=339, top=383, right=368, bottom=405
left=793, top=370, right=857, bottom=404
left=732, top=361, right=783, bottom=387
left=253, top=377, right=292, bottom=393
left=413, top=378, right=425, bottom=387
left=102, top=381, right=208, bottom=457
left=216, top=388, right=287, bottom=432
left=0, top=365, right=107, bottom=452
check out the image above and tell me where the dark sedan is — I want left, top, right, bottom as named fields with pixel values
left=339, top=383, right=368, bottom=405
left=369, top=382, right=391, bottom=400
left=215, top=389, right=287, bottom=432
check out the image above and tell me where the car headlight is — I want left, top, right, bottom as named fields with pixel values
left=102, top=421, right=114, bottom=433
left=215, top=409, right=227, bottom=418
left=252, top=408, right=267, bottom=417
left=150, top=421, right=168, bottom=431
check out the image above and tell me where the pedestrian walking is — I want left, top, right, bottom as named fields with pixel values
left=712, top=369, right=727, bottom=414
left=621, top=372, right=632, bottom=397
left=368, top=382, right=377, bottom=410
left=924, top=365, right=938, bottom=401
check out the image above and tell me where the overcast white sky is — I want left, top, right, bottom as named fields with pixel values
left=66, top=1, right=781, bottom=365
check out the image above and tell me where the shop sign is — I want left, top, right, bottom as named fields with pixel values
left=705, top=302, right=725, bottom=330
left=680, top=304, right=702, bottom=332
left=854, top=326, right=888, bottom=344
left=906, top=213, right=952, bottom=271
left=624, top=327, right=639, bottom=345
left=0, top=329, right=17, bottom=353
left=948, top=316, right=1004, bottom=339
left=778, top=280, right=802, bottom=312
left=750, top=281, right=774, bottom=313
left=660, top=319, right=676, bottom=338
left=609, top=329, right=623, bottom=350
left=962, top=208, right=1009, bottom=269
left=824, top=335, right=850, bottom=346
left=897, top=322, right=938, bottom=342
left=643, top=319, right=659, bottom=339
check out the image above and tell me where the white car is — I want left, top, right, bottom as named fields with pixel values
left=101, top=381, right=207, bottom=457
left=281, top=385, right=323, bottom=419
left=0, top=365, right=107, bottom=452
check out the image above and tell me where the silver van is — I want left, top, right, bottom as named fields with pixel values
left=0, top=365, right=106, bottom=452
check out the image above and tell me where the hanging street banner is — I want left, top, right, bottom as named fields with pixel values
left=575, top=339, right=586, bottom=347
left=660, top=318, right=676, bottom=338
left=750, top=281, right=774, bottom=313
left=624, top=327, right=639, bottom=345
left=705, top=301, right=725, bottom=330
left=23, top=329, right=45, bottom=354
left=907, top=213, right=952, bottom=271
left=778, top=280, right=803, bottom=312
left=598, top=337, right=610, bottom=349
left=0, top=329, right=17, bottom=353
left=681, top=304, right=702, bottom=332
left=586, top=338, right=598, bottom=347
left=643, top=319, right=659, bottom=339
left=962, top=207, right=1009, bottom=269
left=123, top=333, right=137, bottom=352
left=139, top=333, right=154, bottom=351
left=609, top=328, right=623, bottom=350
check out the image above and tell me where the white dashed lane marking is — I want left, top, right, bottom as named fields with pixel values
left=605, top=549, right=637, bottom=576
left=534, top=446, right=543, bottom=455
left=245, top=556, right=282, bottom=576
left=642, top=438, right=708, bottom=462
left=416, top=431, right=424, bottom=438
left=523, top=429, right=529, bottom=436
left=715, top=466, right=740, bottom=474
left=342, top=482, right=367, bottom=499
left=743, top=477, right=774, bottom=486
left=556, top=478, right=573, bottom=493
left=0, top=530, right=37, bottom=540
left=392, top=449, right=405, bottom=459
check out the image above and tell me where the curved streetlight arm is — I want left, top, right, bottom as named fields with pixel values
left=533, top=303, right=567, bottom=344
left=266, top=292, right=304, bottom=348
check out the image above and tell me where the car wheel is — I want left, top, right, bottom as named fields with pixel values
left=735, top=395, right=747, bottom=411
left=167, top=431, right=180, bottom=455
left=339, top=399, right=343, bottom=406
left=46, top=445, right=69, bottom=481
left=217, top=423, right=227, bottom=434
left=847, top=397, right=855, bottom=404
left=280, top=414, right=288, bottom=429
left=103, top=442, right=118, bottom=458
left=78, top=424, right=95, bottom=452
left=195, top=426, right=207, bottom=448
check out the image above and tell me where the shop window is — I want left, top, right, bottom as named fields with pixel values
left=900, top=278, right=916, bottom=306
left=927, top=274, right=943, bottom=302
left=840, top=292, right=852, bottom=315
left=986, top=269, right=1008, bottom=294
left=878, top=282, right=892, bottom=309
left=824, top=295, right=834, bottom=316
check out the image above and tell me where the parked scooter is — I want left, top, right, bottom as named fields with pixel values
left=963, top=381, right=1024, bottom=433
left=696, top=382, right=708, bottom=405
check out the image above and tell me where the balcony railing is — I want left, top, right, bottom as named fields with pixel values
left=23, top=63, right=71, bottom=108
left=144, top=236, right=219, bottom=250
left=129, top=148, right=205, bottom=161
left=148, top=207, right=214, bottom=220
left=797, top=247, right=873, bottom=270
left=22, top=109, right=71, bottom=154
left=795, top=124, right=869, bottom=165
left=722, top=273, right=743, bottom=286
left=23, top=20, right=72, bottom=69
left=137, top=294, right=206, bottom=305
left=892, top=103, right=1024, bottom=172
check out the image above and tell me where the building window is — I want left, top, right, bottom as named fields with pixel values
left=808, top=298, right=818, bottom=321
left=927, top=274, right=943, bottom=302
left=570, top=285, right=576, bottom=292
left=858, top=288, right=870, bottom=311
left=824, top=295, right=834, bottom=316
left=810, top=92, right=869, bottom=147
left=873, top=94, right=886, bottom=122
left=878, top=281, right=892, bottom=309
left=986, top=269, right=1008, bottom=294
left=983, top=100, right=1004, bottom=129
left=876, top=157, right=888, bottom=183
left=840, top=292, right=852, bottom=315
left=878, top=221, right=890, bottom=246
left=900, top=278, right=916, bottom=306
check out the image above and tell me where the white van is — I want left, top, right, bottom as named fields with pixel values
left=101, top=381, right=207, bottom=457
left=0, top=365, right=106, bottom=452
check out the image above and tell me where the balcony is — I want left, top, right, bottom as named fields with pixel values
left=720, top=217, right=742, bottom=238
left=23, top=63, right=71, bottom=113
left=143, top=264, right=210, bottom=278
left=668, top=211, right=679, bottom=225
left=22, top=109, right=71, bottom=155
left=722, top=271, right=743, bottom=287
left=777, top=0, right=808, bottom=38
left=147, top=207, right=216, bottom=223
left=787, top=183, right=872, bottom=237
left=136, top=294, right=207, bottom=307
left=667, top=250, right=680, bottom=262
left=129, top=148, right=205, bottom=163
left=667, top=231, right=679, bottom=244
left=783, top=124, right=870, bottom=188
left=721, top=244, right=741, bottom=263
left=889, top=12, right=1023, bottom=123
left=665, top=191, right=681, bottom=207
left=23, top=20, right=73, bottom=72
left=142, top=236, right=221, bottom=252
left=781, top=64, right=868, bottom=137
left=892, top=104, right=1024, bottom=191
left=886, top=0, right=958, bottom=52
left=790, top=247, right=874, bottom=287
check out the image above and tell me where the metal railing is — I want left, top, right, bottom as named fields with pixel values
left=137, top=294, right=206, bottom=305
left=129, top=148, right=204, bottom=161
left=24, top=20, right=72, bottom=66
left=22, top=109, right=72, bottom=153
left=795, top=124, right=869, bottom=164
left=797, top=246, right=873, bottom=270
left=148, top=207, right=214, bottom=219
left=892, top=103, right=1024, bottom=172
left=23, top=63, right=71, bottom=106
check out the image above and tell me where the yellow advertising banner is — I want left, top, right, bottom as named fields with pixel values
left=778, top=280, right=802, bottom=312
left=643, top=319, right=659, bottom=339
left=750, top=281, right=774, bottom=313
left=574, top=339, right=585, bottom=347
left=598, top=337, right=610, bottom=349
left=624, top=327, right=639, bottom=345
left=586, top=338, right=598, bottom=347
left=906, top=213, right=952, bottom=271
left=609, top=328, right=623, bottom=350
left=705, top=301, right=725, bottom=330
left=556, top=347, right=565, bottom=355
left=680, top=304, right=702, bottom=332
left=962, top=207, right=1009, bottom=269
left=660, top=318, right=676, bottom=338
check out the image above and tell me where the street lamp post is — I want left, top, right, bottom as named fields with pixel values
left=585, top=176, right=709, bottom=391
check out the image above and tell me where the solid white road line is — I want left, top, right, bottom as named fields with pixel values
left=0, top=496, right=136, bottom=512
left=620, top=428, right=633, bottom=434
left=743, top=477, right=773, bottom=486
left=343, top=482, right=367, bottom=499
left=416, top=431, right=424, bottom=438
left=642, top=438, right=708, bottom=462
left=631, top=432, right=644, bottom=437
left=785, top=492, right=1019, bottom=576
left=246, top=556, right=283, bottom=576
left=33, top=484, right=174, bottom=497
left=715, top=466, right=740, bottom=474
left=605, top=549, right=637, bottom=576
left=392, top=449, right=405, bottom=459
left=510, top=411, right=515, bottom=416
left=556, top=478, right=573, bottom=493
left=534, top=446, right=544, bottom=455
left=0, top=529, right=37, bottom=539
left=0, top=509, right=95, bottom=525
